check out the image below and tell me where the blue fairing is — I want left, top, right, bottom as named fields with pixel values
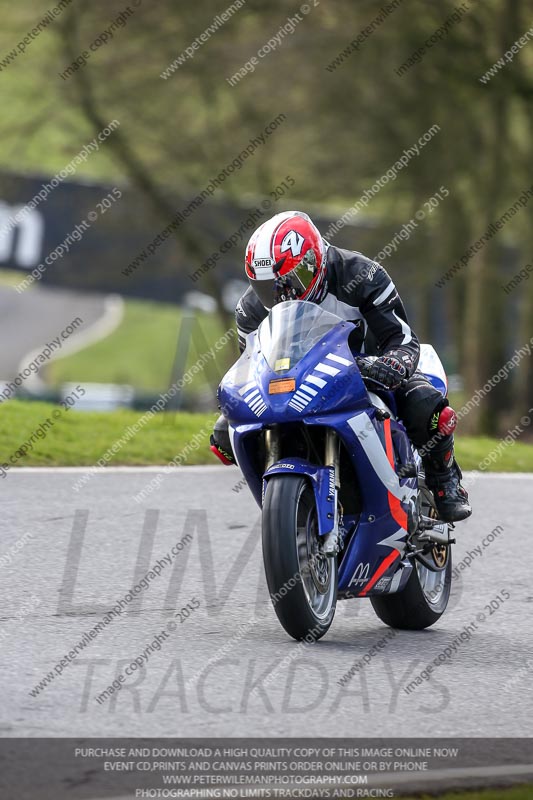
left=220, top=313, right=367, bottom=425
left=218, top=301, right=433, bottom=598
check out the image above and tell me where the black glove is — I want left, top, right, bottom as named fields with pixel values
left=358, top=354, right=408, bottom=389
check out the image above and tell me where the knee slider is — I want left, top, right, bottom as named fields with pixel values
left=435, top=405, right=457, bottom=436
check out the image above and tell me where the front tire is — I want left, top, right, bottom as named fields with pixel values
left=370, top=545, right=452, bottom=630
left=262, top=475, right=337, bottom=641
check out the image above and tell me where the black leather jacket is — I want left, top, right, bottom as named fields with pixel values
left=235, top=245, right=420, bottom=375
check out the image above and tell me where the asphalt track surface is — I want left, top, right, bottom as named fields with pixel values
left=2, top=466, right=532, bottom=744
left=0, top=284, right=110, bottom=379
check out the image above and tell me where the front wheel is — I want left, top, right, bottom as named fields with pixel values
left=370, top=544, right=452, bottom=630
left=262, top=474, right=337, bottom=641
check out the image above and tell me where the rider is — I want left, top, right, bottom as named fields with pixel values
left=211, top=211, right=471, bottom=523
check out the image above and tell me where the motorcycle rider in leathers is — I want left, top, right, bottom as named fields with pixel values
left=211, top=211, right=471, bottom=523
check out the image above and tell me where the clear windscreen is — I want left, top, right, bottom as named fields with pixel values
left=257, top=301, right=344, bottom=372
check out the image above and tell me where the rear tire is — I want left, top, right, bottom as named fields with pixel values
left=262, top=474, right=337, bottom=641
left=370, top=546, right=452, bottom=630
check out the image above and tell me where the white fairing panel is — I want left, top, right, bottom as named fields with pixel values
left=347, top=412, right=417, bottom=506
left=418, top=344, right=447, bottom=396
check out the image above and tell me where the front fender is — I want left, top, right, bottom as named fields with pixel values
left=263, top=457, right=336, bottom=537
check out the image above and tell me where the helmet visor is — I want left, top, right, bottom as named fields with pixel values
left=249, top=250, right=318, bottom=309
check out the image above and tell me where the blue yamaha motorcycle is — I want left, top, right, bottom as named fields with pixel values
left=218, top=301, right=454, bottom=641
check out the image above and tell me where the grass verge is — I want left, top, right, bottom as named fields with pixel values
left=1, top=400, right=533, bottom=470
left=47, top=299, right=235, bottom=393
left=454, top=436, right=533, bottom=472
left=0, top=400, right=217, bottom=468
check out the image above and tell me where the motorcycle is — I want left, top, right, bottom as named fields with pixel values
left=218, top=300, right=455, bottom=641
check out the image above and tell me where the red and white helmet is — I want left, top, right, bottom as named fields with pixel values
left=245, top=211, right=328, bottom=308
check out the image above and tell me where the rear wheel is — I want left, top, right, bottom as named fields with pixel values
left=262, top=475, right=337, bottom=641
left=370, top=543, right=452, bottom=630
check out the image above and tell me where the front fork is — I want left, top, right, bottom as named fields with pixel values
left=264, top=427, right=341, bottom=556
left=264, top=427, right=280, bottom=470
left=322, top=429, right=341, bottom=556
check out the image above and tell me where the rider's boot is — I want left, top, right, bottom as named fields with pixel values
left=423, top=433, right=471, bottom=522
